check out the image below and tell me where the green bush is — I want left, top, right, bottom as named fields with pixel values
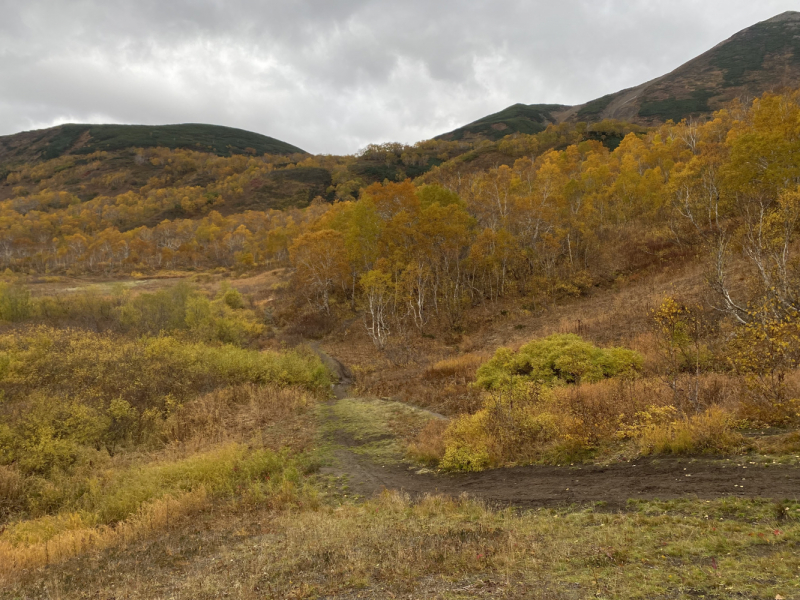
left=441, top=385, right=563, bottom=471
left=119, top=282, right=194, bottom=334
left=4, top=281, right=265, bottom=347
left=118, top=282, right=263, bottom=344
left=4, top=443, right=315, bottom=544
left=475, top=334, right=643, bottom=390
left=0, top=283, right=33, bottom=322
left=221, top=286, right=245, bottom=309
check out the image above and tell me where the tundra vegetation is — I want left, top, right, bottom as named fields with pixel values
left=0, top=91, right=799, bottom=597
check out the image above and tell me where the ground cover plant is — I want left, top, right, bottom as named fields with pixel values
left=4, top=492, right=800, bottom=598
left=0, top=279, right=268, bottom=345
left=0, top=312, right=330, bottom=575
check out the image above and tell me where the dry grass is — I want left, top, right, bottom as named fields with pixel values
left=0, top=466, right=25, bottom=520
left=473, top=261, right=711, bottom=357
left=0, top=489, right=209, bottom=578
left=321, top=397, right=444, bottom=467
left=407, top=419, right=449, bottom=465
left=0, top=338, right=323, bottom=580
left=5, top=492, right=800, bottom=598
left=164, top=384, right=314, bottom=451
left=753, top=431, right=800, bottom=455
left=0, top=442, right=319, bottom=579
left=353, top=351, right=486, bottom=416
left=423, top=352, right=489, bottom=381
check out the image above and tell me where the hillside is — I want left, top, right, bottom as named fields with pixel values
left=577, top=10, right=800, bottom=124
left=0, top=123, right=306, bottom=165
left=442, top=11, right=800, bottom=140
left=435, top=103, right=569, bottom=142
left=0, top=138, right=474, bottom=228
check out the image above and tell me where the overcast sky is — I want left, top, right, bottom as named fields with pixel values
left=0, top=1, right=798, bottom=154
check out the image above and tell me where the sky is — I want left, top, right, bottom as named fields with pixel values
left=1, top=1, right=798, bottom=155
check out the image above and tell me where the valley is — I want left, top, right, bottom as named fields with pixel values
left=2, top=9, right=800, bottom=598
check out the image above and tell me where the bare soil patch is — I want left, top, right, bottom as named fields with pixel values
left=334, top=449, right=800, bottom=511
left=320, top=350, right=800, bottom=511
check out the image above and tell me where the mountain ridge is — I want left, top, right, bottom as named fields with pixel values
left=440, top=11, right=800, bottom=141
left=0, top=122, right=306, bottom=165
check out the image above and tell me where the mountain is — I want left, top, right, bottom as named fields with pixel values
left=0, top=127, right=468, bottom=223
left=0, top=123, right=306, bottom=164
left=441, top=11, right=800, bottom=140
left=436, top=103, right=570, bottom=142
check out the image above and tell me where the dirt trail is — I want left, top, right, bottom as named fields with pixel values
left=316, top=349, right=800, bottom=510
left=333, top=447, right=800, bottom=510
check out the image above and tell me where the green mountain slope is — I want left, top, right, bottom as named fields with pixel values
left=440, top=11, right=800, bottom=140
left=436, top=103, right=570, bottom=141
left=0, top=123, right=306, bottom=164
left=581, top=10, right=800, bottom=124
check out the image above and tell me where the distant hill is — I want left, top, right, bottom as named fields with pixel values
left=440, top=11, right=800, bottom=139
left=436, top=104, right=569, bottom=142
left=0, top=133, right=466, bottom=225
left=0, top=123, right=306, bottom=164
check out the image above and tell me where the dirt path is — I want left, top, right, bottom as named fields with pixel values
left=331, top=446, right=800, bottom=510
left=316, top=349, right=800, bottom=510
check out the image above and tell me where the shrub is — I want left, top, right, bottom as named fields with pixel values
left=728, top=306, right=800, bottom=425
left=552, top=378, right=656, bottom=446
left=406, top=419, right=448, bottom=465
left=0, top=327, right=330, bottom=474
left=7, top=394, right=108, bottom=473
left=627, top=406, right=745, bottom=456
left=440, top=373, right=746, bottom=470
left=6, top=281, right=265, bottom=347
left=119, top=282, right=264, bottom=345
left=440, top=442, right=491, bottom=472
left=0, top=283, right=33, bottom=322
left=440, top=386, right=560, bottom=471
left=475, top=334, right=643, bottom=390
left=119, top=282, right=193, bottom=334
left=221, top=286, right=245, bottom=309
left=0, top=326, right=329, bottom=403
left=0, top=465, right=25, bottom=518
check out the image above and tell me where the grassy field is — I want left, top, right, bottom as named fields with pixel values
left=2, top=370, right=799, bottom=598
left=3, top=480, right=799, bottom=598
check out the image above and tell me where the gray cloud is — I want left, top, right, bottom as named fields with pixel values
left=0, top=0, right=797, bottom=154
